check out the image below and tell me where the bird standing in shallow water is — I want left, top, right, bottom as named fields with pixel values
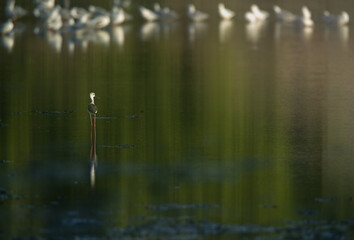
left=88, top=92, right=98, bottom=188
left=88, top=92, right=98, bottom=158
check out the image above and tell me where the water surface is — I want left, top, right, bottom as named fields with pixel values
left=1, top=0, right=354, bottom=239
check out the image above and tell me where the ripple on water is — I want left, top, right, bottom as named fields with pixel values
left=148, top=203, right=220, bottom=211
left=107, top=218, right=354, bottom=240
left=99, top=145, right=136, bottom=149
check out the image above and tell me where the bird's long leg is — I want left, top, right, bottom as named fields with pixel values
left=90, top=114, right=93, bottom=160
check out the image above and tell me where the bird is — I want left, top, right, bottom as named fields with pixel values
left=250, top=4, right=269, bottom=21
left=301, top=6, right=312, bottom=20
left=218, top=3, right=235, bottom=20
left=160, top=7, right=179, bottom=20
left=86, top=15, right=111, bottom=29
left=113, top=0, right=132, bottom=9
left=88, top=92, right=98, bottom=116
left=187, top=4, right=209, bottom=22
left=89, top=5, right=109, bottom=17
left=42, top=6, right=63, bottom=31
left=139, top=6, right=159, bottom=21
left=111, top=6, right=125, bottom=25
left=46, top=15, right=63, bottom=31
left=34, top=0, right=56, bottom=9
left=0, top=19, right=14, bottom=35
left=6, top=0, right=28, bottom=20
left=245, top=11, right=257, bottom=23
left=153, top=3, right=162, bottom=15
left=273, top=5, right=297, bottom=22
left=323, top=11, right=349, bottom=26
left=295, top=6, right=314, bottom=27
left=70, top=7, right=89, bottom=20
left=154, top=3, right=178, bottom=21
left=112, top=0, right=133, bottom=20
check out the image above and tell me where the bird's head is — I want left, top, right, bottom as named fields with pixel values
left=90, top=92, right=96, bottom=99
left=273, top=5, right=281, bottom=14
left=251, top=4, right=259, bottom=12
left=341, top=11, right=349, bottom=21
left=188, top=4, right=196, bottom=13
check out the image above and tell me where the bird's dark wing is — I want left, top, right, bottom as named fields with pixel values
left=88, top=104, right=98, bottom=114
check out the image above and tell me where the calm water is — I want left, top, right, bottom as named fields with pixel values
left=1, top=0, right=354, bottom=239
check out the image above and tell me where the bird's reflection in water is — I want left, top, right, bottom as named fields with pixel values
left=89, top=113, right=97, bottom=188
left=89, top=112, right=97, bottom=188
left=0, top=32, right=15, bottom=53
left=219, top=20, right=233, bottom=43
left=324, top=25, right=349, bottom=47
left=140, top=22, right=160, bottom=41
left=300, top=26, right=313, bottom=43
left=245, top=21, right=267, bottom=48
left=45, top=31, right=63, bottom=53
left=274, top=22, right=284, bottom=42
left=160, top=22, right=178, bottom=39
left=188, top=22, right=207, bottom=43
left=337, top=26, right=349, bottom=47
left=90, top=30, right=110, bottom=47
left=90, top=150, right=97, bottom=188
left=0, top=24, right=25, bottom=53
left=111, top=25, right=125, bottom=48
left=33, top=27, right=63, bottom=53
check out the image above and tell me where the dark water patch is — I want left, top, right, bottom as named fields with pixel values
left=11, top=238, right=47, bottom=240
left=31, top=110, right=76, bottom=115
left=297, top=210, right=317, bottom=216
left=282, top=219, right=354, bottom=240
left=148, top=203, right=220, bottom=211
left=51, top=201, right=60, bottom=206
left=315, top=197, right=338, bottom=203
left=125, top=111, right=148, bottom=119
left=261, top=204, right=279, bottom=209
left=0, top=160, right=11, bottom=164
left=126, top=114, right=138, bottom=119
left=108, top=217, right=354, bottom=240
left=99, top=145, right=136, bottom=149
left=99, top=159, right=270, bottom=182
left=0, top=123, right=8, bottom=127
left=4, top=216, right=354, bottom=239
left=13, top=237, right=106, bottom=240
left=109, top=218, right=273, bottom=239
left=0, top=188, right=23, bottom=202
left=21, top=204, right=36, bottom=209
left=0, top=188, right=9, bottom=201
left=94, top=117, right=118, bottom=119
left=61, top=218, right=101, bottom=227
left=109, top=217, right=224, bottom=239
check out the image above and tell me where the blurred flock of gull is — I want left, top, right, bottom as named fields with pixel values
left=0, top=0, right=351, bottom=53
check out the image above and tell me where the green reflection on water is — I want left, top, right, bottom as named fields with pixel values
left=1, top=1, right=354, bottom=239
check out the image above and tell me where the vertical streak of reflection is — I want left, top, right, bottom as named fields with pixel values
left=219, top=20, right=233, bottom=43
left=90, top=114, right=97, bottom=188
